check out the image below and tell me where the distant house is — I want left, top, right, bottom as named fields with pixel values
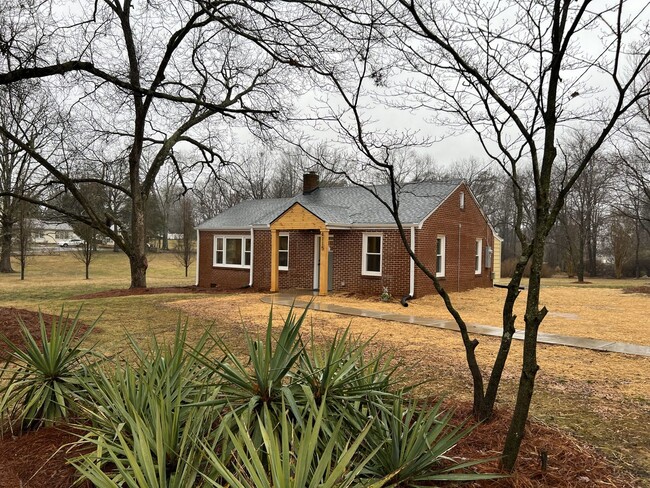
left=30, top=220, right=79, bottom=245
left=196, top=174, right=500, bottom=297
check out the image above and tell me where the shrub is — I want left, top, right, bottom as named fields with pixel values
left=0, top=308, right=99, bottom=431
left=69, top=306, right=498, bottom=486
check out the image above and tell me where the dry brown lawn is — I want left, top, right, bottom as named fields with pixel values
left=300, top=285, right=650, bottom=345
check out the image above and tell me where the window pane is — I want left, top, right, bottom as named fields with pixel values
left=436, top=237, right=441, bottom=255
left=216, top=250, right=223, bottom=264
left=366, top=254, right=381, bottom=272
left=279, top=235, right=288, bottom=251
left=245, top=239, right=251, bottom=251
left=279, top=251, right=288, bottom=268
left=436, top=254, right=442, bottom=271
left=225, top=239, right=242, bottom=264
left=217, top=238, right=223, bottom=251
left=245, top=252, right=251, bottom=266
left=367, top=236, right=381, bottom=254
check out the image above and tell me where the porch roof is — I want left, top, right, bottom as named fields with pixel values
left=197, top=180, right=462, bottom=230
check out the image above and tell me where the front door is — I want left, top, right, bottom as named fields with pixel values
left=313, top=235, right=333, bottom=291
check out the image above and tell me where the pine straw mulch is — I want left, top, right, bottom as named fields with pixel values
left=623, top=285, right=650, bottom=295
left=0, top=405, right=635, bottom=488
left=448, top=404, right=638, bottom=487
left=71, top=285, right=255, bottom=300
left=0, top=307, right=95, bottom=488
left=0, top=425, right=91, bottom=488
left=0, top=307, right=94, bottom=361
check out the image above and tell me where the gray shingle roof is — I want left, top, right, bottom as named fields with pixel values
left=197, top=180, right=462, bottom=230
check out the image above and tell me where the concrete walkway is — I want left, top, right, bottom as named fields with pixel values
left=260, top=294, right=650, bottom=358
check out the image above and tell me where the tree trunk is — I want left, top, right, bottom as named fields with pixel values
left=478, top=255, right=529, bottom=421
left=0, top=217, right=14, bottom=273
left=501, top=237, right=548, bottom=471
left=635, top=221, right=640, bottom=279
left=576, top=235, right=585, bottom=282
left=129, top=190, right=148, bottom=288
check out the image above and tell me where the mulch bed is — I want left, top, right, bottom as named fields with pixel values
left=448, top=405, right=638, bottom=487
left=623, top=285, right=650, bottom=295
left=0, top=426, right=90, bottom=488
left=71, top=285, right=255, bottom=300
left=0, top=308, right=93, bottom=361
left=0, top=304, right=639, bottom=487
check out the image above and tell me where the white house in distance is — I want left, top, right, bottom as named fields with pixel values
left=30, top=220, right=80, bottom=245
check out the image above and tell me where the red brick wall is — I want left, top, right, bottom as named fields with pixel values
left=253, top=230, right=318, bottom=291
left=197, top=230, right=251, bottom=289
left=414, top=183, right=494, bottom=295
left=330, top=229, right=411, bottom=298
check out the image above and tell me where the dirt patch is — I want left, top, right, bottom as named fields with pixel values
left=70, top=285, right=254, bottom=300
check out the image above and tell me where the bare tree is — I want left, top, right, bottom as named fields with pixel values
left=15, top=198, right=33, bottom=280
left=557, top=136, right=612, bottom=281
left=0, top=0, right=294, bottom=288
left=173, top=196, right=195, bottom=278
left=0, top=81, right=50, bottom=273
left=71, top=223, right=99, bottom=280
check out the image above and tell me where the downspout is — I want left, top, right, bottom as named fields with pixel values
left=409, top=225, right=415, bottom=297
left=194, top=229, right=200, bottom=286
left=248, top=227, right=254, bottom=287
left=457, top=223, right=461, bottom=292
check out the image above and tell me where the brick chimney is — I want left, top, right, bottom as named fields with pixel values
left=303, top=171, right=319, bottom=194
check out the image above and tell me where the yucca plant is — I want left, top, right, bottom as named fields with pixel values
left=297, top=327, right=398, bottom=406
left=203, top=399, right=386, bottom=488
left=203, top=306, right=307, bottom=432
left=362, top=397, right=499, bottom=486
left=73, top=387, right=222, bottom=488
left=0, top=308, right=99, bottom=431
left=73, top=321, right=222, bottom=486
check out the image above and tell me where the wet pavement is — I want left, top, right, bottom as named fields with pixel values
left=261, top=294, right=650, bottom=358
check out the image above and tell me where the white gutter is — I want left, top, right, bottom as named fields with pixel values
left=409, top=226, right=415, bottom=297
left=195, top=229, right=200, bottom=286
left=248, top=227, right=254, bottom=287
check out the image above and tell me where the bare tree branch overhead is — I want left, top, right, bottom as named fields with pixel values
left=0, top=0, right=302, bottom=287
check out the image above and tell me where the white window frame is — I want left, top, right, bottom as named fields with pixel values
left=278, top=233, right=289, bottom=271
left=436, top=235, right=446, bottom=278
left=362, top=233, right=382, bottom=277
left=213, top=235, right=252, bottom=269
left=475, top=238, right=482, bottom=275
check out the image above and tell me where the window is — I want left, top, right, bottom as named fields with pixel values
left=362, top=233, right=382, bottom=276
left=279, top=234, right=289, bottom=270
left=475, top=238, right=482, bottom=275
left=436, top=235, right=446, bottom=278
left=214, top=236, right=252, bottom=268
left=460, top=191, right=465, bottom=210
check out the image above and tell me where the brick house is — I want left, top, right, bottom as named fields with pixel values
left=196, top=174, right=500, bottom=297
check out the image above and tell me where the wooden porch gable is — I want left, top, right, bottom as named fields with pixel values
left=269, top=203, right=329, bottom=296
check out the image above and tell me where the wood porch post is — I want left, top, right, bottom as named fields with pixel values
left=270, top=229, right=279, bottom=292
left=318, top=229, right=329, bottom=296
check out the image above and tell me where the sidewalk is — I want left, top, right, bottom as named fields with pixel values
left=260, top=294, right=650, bottom=358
